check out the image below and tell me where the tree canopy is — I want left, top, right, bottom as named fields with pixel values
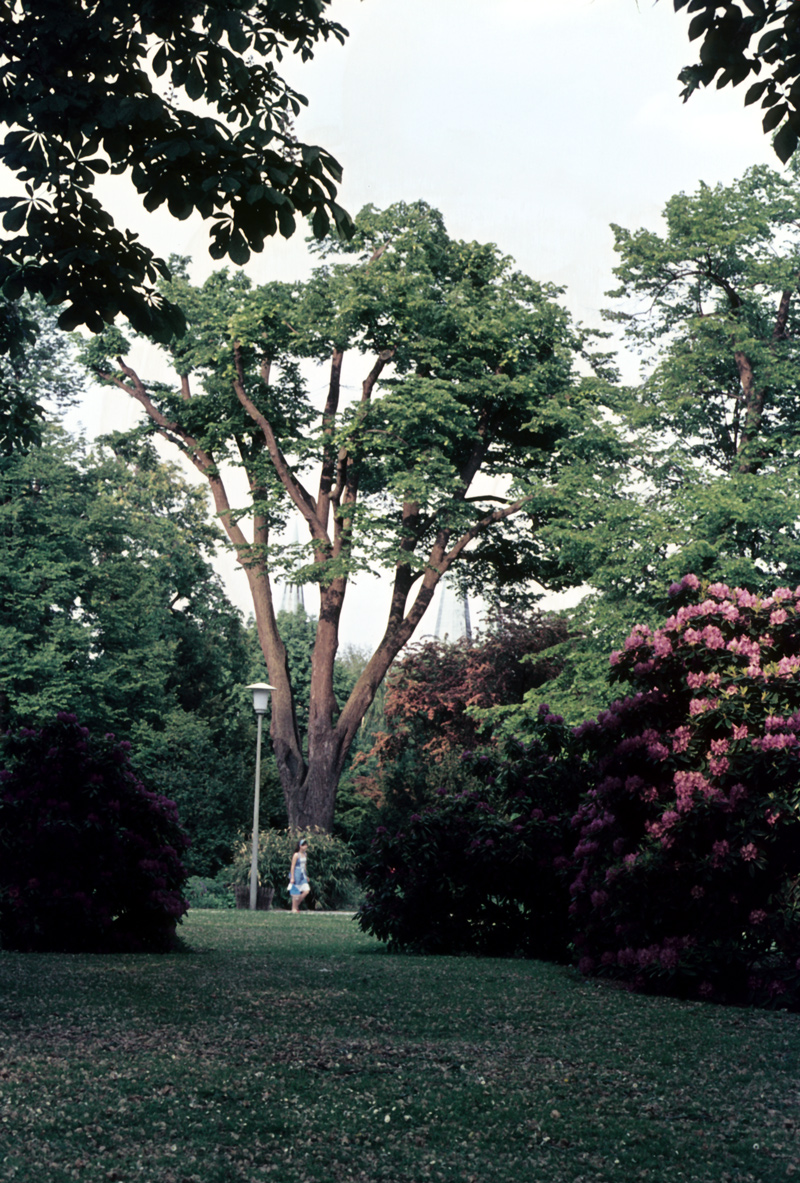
left=0, top=425, right=256, bottom=872
left=85, top=201, right=626, bottom=830
left=0, top=0, right=352, bottom=340
left=521, top=163, right=800, bottom=724
left=674, top=0, right=800, bottom=161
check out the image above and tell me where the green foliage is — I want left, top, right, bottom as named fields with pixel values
left=0, top=1, right=352, bottom=338
left=593, top=165, right=800, bottom=596
left=571, top=576, right=800, bottom=1009
left=0, top=296, right=87, bottom=453
left=0, top=426, right=254, bottom=876
left=0, top=714, right=189, bottom=952
left=184, top=870, right=235, bottom=911
left=88, top=199, right=629, bottom=833
left=230, top=828, right=356, bottom=910
left=537, top=164, right=800, bottom=726
left=357, top=710, right=582, bottom=957
left=245, top=606, right=357, bottom=749
left=369, top=614, right=570, bottom=767
left=674, top=0, right=800, bottom=162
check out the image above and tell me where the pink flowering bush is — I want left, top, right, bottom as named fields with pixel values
left=571, top=576, right=800, bottom=1008
left=0, top=715, right=189, bottom=952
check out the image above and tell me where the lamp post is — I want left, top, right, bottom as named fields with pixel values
left=246, top=683, right=275, bottom=911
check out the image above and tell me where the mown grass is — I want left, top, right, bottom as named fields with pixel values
left=1, top=911, right=798, bottom=1183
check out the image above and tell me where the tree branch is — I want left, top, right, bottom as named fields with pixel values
left=231, top=342, right=329, bottom=547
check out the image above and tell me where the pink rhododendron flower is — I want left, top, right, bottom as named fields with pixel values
left=674, top=770, right=713, bottom=810
left=624, top=625, right=651, bottom=650
left=706, top=582, right=731, bottom=599
left=708, top=756, right=730, bottom=776
left=687, top=671, right=705, bottom=689
left=752, top=732, right=797, bottom=751
left=727, top=635, right=761, bottom=659
left=749, top=909, right=768, bottom=926
left=710, top=738, right=729, bottom=755
left=770, top=609, right=788, bottom=625
left=689, top=697, right=715, bottom=716
left=671, top=726, right=692, bottom=754
left=609, top=650, right=621, bottom=666
left=652, top=632, right=673, bottom=657
left=711, top=840, right=729, bottom=865
left=702, top=625, right=725, bottom=649
left=732, top=723, right=749, bottom=740
left=740, top=843, right=759, bottom=862
left=659, top=947, right=680, bottom=970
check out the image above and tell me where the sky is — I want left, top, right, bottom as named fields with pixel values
left=75, top=0, right=777, bottom=647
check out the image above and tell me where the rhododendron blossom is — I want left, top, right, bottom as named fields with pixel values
left=569, top=576, right=800, bottom=1009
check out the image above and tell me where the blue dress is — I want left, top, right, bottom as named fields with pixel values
left=289, top=852, right=308, bottom=896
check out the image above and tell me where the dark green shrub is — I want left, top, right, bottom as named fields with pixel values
left=356, top=709, right=582, bottom=957
left=230, top=828, right=357, bottom=910
left=0, top=714, right=189, bottom=951
left=184, top=870, right=235, bottom=910
left=571, top=577, right=800, bottom=1008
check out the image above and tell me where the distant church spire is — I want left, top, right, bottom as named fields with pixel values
left=279, top=518, right=306, bottom=614
left=433, top=580, right=472, bottom=641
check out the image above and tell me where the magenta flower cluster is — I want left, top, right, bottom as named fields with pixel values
left=570, top=577, right=800, bottom=1008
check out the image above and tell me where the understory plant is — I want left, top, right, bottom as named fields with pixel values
left=571, top=576, right=800, bottom=1008
left=356, top=707, right=582, bottom=956
left=0, top=714, right=189, bottom=951
left=184, top=870, right=236, bottom=910
left=230, top=828, right=356, bottom=910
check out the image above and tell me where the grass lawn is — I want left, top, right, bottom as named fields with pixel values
left=0, top=911, right=798, bottom=1183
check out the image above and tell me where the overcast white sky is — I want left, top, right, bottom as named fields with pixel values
left=77, top=0, right=776, bottom=646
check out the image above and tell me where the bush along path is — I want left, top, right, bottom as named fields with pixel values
left=0, top=912, right=799, bottom=1183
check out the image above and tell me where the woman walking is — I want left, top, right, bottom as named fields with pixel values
left=288, top=838, right=310, bottom=912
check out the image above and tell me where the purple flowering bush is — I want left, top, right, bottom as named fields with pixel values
left=356, top=708, right=582, bottom=957
left=0, top=714, right=189, bottom=952
left=571, top=576, right=800, bottom=1008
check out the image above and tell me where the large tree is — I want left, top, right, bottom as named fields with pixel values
left=0, top=0, right=352, bottom=340
left=515, top=163, right=800, bottom=724
left=86, top=201, right=626, bottom=832
left=0, top=425, right=254, bottom=873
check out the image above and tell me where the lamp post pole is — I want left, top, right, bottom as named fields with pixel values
left=247, top=683, right=275, bottom=912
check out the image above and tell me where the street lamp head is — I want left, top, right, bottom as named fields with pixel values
left=247, top=682, right=276, bottom=715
